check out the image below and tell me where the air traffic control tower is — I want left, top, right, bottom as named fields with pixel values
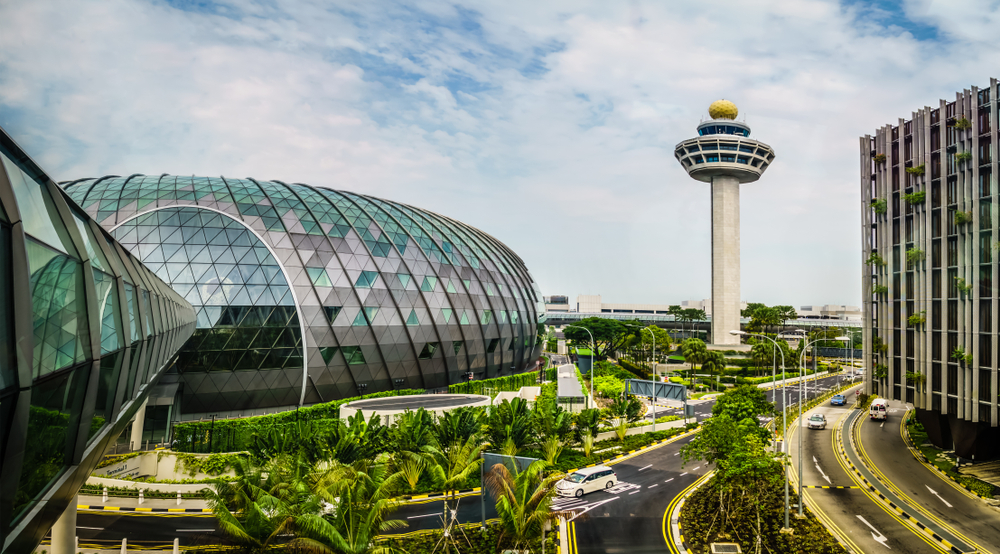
left=674, top=100, right=775, bottom=345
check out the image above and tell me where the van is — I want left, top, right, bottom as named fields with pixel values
left=556, top=465, right=618, bottom=498
left=870, top=399, right=888, bottom=420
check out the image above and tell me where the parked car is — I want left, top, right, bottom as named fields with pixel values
left=870, top=399, right=889, bottom=420
left=807, top=414, right=827, bottom=430
left=831, top=394, right=846, bottom=406
left=557, top=466, right=618, bottom=497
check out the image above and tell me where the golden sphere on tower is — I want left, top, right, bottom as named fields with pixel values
left=708, top=99, right=738, bottom=120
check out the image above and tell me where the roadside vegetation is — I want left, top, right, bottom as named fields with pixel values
left=679, top=386, right=843, bottom=553
left=906, top=417, right=997, bottom=498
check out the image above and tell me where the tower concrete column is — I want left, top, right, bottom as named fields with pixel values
left=711, top=175, right=741, bottom=345
left=50, top=494, right=77, bottom=554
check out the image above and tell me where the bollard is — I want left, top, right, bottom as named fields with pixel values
left=177, top=491, right=182, bottom=506
left=138, top=490, right=143, bottom=504
left=173, top=538, right=180, bottom=554
left=120, top=538, right=127, bottom=553
left=103, top=487, right=108, bottom=503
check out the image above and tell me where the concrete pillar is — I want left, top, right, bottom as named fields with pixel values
left=130, top=398, right=148, bottom=451
left=711, top=175, right=741, bottom=345
left=50, top=494, right=77, bottom=554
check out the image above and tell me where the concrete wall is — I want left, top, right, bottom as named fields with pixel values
left=339, top=394, right=491, bottom=424
left=92, top=451, right=235, bottom=482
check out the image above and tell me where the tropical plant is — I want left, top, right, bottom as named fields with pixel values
left=423, top=436, right=484, bottom=547
left=873, top=284, right=889, bottom=295
left=573, top=408, right=602, bottom=443
left=486, top=398, right=533, bottom=455
left=540, top=436, right=564, bottom=465
left=204, top=455, right=311, bottom=554
left=433, top=406, right=484, bottom=448
left=298, top=459, right=407, bottom=554
left=391, top=408, right=435, bottom=453
left=954, top=210, right=974, bottom=226
left=484, top=459, right=568, bottom=553
left=905, top=164, right=925, bottom=176
left=955, top=116, right=973, bottom=130
left=604, top=396, right=643, bottom=425
left=873, top=153, right=887, bottom=164
left=956, top=151, right=973, bottom=163
left=955, top=277, right=974, bottom=296
left=681, top=338, right=709, bottom=390
left=872, top=334, right=888, bottom=354
left=871, top=198, right=888, bottom=214
left=905, top=371, right=927, bottom=392
left=562, top=317, right=644, bottom=360
left=395, top=450, right=428, bottom=493
left=581, top=434, right=595, bottom=459
left=903, top=191, right=926, bottom=205
left=952, top=346, right=973, bottom=366
left=906, top=248, right=925, bottom=268
left=865, top=252, right=887, bottom=267
left=907, top=311, right=926, bottom=327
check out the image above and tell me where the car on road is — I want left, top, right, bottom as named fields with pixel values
left=831, top=394, right=846, bottom=406
left=870, top=398, right=888, bottom=420
left=557, top=466, right=617, bottom=498
left=807, top=414, right=827, bottom=430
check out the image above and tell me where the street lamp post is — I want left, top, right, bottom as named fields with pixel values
left=642, top=327, right=656, bottom=432
left=565, top=325, right=595, bottom=408
left=731, top=329, right=789, bottom=529
left=796, top=335, right=849, bottom=517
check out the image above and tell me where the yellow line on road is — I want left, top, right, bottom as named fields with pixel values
left=898, top=409, right=985, bottom=501
left=661, top=471, right=712, bottom=554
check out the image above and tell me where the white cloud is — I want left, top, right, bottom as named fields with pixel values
left=2, top=0, right=999, bottom=308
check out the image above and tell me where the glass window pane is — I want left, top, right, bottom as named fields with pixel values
left=1, top=152, right=79, bottom=258
left=0, top=223, right=13, bottom=391
left=94, top=269, right=123, bottom=354
left=71, top=212, right=112, bottom=272
left=26, top=238, right=88, bottom=377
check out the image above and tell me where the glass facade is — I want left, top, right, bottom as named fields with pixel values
left=63, top=176, right=545, bottom=415
left=0, top=128, right=196, bottom=553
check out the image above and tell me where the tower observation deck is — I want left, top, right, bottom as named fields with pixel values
left=674, top=100, right=775, bottom=345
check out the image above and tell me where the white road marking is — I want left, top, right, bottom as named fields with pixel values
left=692, top=466, right=701, bottom=471
left=629, top=490, right=641, bottom=495
left=567, top=497, right=619, bottom=522
left=637, top=464, right=652, bottom=472
left=680, top=472, right=688, bottom=476
left=812, top=455, right=832, bottom=484
left=926, top=485, right=953, bottom=508
left=664, top=478, right=674, bottom=483
left=76, top=526, right=103, bottom=530
left=406, top=513, right=441, bottom=519
left=856, top=516, right=890, bottom=548
left=176, top=529, right=216, bottom=532
left=649, top=484, right=659, bottom=488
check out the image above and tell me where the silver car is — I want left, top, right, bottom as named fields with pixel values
left=807, top=414, right=827, bottom=430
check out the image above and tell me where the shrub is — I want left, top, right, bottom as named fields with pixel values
left=873, top=153, right=887, bottom=163
left=903, top=191, right=926, bottom=205
left=865, top=252, right=887, bottom=267
left=906, top=248, right=925, bottom=268
left=907, top=311, right=926, bottom=328
left=449, top=371, right=539, bottom=395
left=956, top=151, right=973, bottom=163
left=905, top=164, right=925, bottom=175
left=871, top=198, right=888, bottom=214
left=872, top=284, right=889, bottom=295
left=954, top=210, right=974, bottom=226
left=954, top=116, right=972, bottom=130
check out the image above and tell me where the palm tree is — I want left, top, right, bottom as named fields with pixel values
left=485, top=398, right=533, bottom=455
left=294, top=459, right=407, bottom=554
left=423, top=435, right=485, bottom=551
left=205, top=455, right=314, bottom=554
left=682, top=338, right=708, bottom=393
left=484, top=459, right=569, bottom=553
left=391, top=408, right=435, bottom=453
left=434, top=406, right=485, bottom=447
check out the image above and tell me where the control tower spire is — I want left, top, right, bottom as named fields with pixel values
left=674, top=100, right=775, bottom=345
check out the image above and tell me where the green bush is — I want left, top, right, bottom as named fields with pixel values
left=617, top=358, right=651, bottom=380
left=172, top=389, right=425, bottom=453
left=449, top=371, right=539, bottom=395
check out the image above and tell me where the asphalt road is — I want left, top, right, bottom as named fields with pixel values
left=856, top=399, right=1000, bottom=553
left=790, top=386, right=943, bottom=553
left=74, top=373, right=850, bottom=549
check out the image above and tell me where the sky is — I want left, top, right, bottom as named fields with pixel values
left=2, top=0, right=999, bottom=308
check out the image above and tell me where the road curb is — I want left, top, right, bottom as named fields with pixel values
left=665, top=471, right=714, bottom=554
left=77, top=504, right=212, bottom=513
left=900, top=408, right=993, bottom=501
left=563, top=426, right=700, bottom=475
left=837, top=412, right=967, bottom=554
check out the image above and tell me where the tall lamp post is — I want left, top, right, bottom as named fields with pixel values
left=797, top=335, right=849, bottom=517
left=642, top=327, right=656, bottom=431
left=565, top=325, right=595, bottom=408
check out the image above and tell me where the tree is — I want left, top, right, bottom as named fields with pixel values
left=484, top=459, right=568, bottom=553
left=486, top=398, right=533, bottom=455
left=297, top=459, right=407, bottom=554
left=711, top=385, right=775, bottom=439
left=682, top=338, right=709, bottom=391
left=750, top=341, right=771, bottom=377
left=773, top=305, right=798, bottom=335
left=423, top=436, right=484, bottom=551
left=573, top=408, right=602, bottom=442
left=562, top=317, right=642, bottom=360
left=701, top=351, right=727, bottom=387
left=391, top=408, right=435, bottom=453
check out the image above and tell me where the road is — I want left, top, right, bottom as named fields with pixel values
left=855, top=398, right=1000, bottom=553
left=790, top=386, right=945, bottom=553
left=73, top=373, right=850, bottom=551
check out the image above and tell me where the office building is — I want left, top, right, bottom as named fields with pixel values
left=861, top=78, right=1000, bottom=458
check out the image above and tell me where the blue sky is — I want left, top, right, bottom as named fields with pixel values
left=2, top=0, right=1000, bottom=307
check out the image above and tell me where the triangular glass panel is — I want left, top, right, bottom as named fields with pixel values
left=406, top=309, right=419, bottom=326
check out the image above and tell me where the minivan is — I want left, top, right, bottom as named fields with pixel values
left=557, top=466, right=618, bottom=497
left=870, top=399, right=888, bottom=420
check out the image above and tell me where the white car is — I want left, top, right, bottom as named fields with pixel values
left=807, top=414, right=827, bottom=430
left=557, top=466, right=617, bottom=498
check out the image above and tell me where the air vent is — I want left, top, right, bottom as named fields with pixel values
left=710, top=544, right=742, bottom=554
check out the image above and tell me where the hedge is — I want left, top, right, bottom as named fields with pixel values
left=172, top=389, right=425, bottom=453
left=448, top=370, right=539, bottom=395
left=617, top=358, right=651, bottom=380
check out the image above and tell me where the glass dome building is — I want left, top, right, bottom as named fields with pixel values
left=63, top=176, right=545, bottom=416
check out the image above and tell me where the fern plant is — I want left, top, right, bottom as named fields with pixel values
left=956, top=151, right=973, bottom=163
left=874, top=153, right=887, bottom=164
left=954, top=210, right=973, bottom=226
left=903, top=191, right=926, bottom=205
left=955, top=276, right=974, bottom=296
left=907, top=311, right=926, bottom=327
left=905, top=164, right=926, bottom=176
left=872, top=284, right=889, bottom=295
left=954, top=117, right=973, bottom=130
left=872, top=198, right=888, bottom=214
